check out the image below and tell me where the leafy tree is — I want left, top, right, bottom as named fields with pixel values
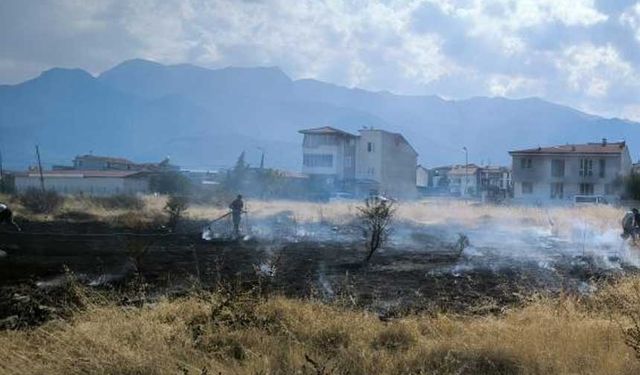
left=149, top=172, right=192, bottom=195
left=624, top=175, right=640, bottom=200
left=0, top=174, right=15, bottom=194
left=225, top=151, right=250, bottom=192
left=358, top=196, right=394, bottom=262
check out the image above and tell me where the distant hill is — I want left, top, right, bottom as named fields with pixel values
left=1, top=58, right=639, bottom=171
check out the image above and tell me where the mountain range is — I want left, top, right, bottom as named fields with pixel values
left=1, top=58, right=639, bottom=171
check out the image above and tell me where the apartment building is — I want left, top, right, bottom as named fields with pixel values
left=509, top=139, right=631, bottom=202
left=299, top=126, right=418, bottom=198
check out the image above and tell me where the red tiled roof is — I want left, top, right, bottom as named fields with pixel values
left=298, top=126, right=356, bottom=137
left=510, top=142, right=627, bottom=155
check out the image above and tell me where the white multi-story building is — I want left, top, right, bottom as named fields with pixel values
left=299, top=127, right=357, bottom=190
left=509, top=140, right=632, bottom=203
left=300, top=126, right=418, bottom=198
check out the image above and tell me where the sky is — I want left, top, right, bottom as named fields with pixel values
left=2, top=0, right=640, bottom=120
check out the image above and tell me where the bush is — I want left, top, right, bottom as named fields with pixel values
left=90, top=195, right=144, bottom=210
left=19, top=188, right=64, bottom=214
left=164, top=195, right=189, bottom=231
left=625, top=174, right=640, bottom=200
left=358, top=196, right=395, bottom=262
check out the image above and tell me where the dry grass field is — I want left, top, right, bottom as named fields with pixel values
left=1, top=192, right=624, bottom=234
left=2, top=194, right=639, bottom=374
left=1, top=277, right=640, bottom=375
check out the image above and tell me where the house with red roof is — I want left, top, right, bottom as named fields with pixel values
left=509, top=139, right=632, bottom=202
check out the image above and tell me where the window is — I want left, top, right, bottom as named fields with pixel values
left=303, top=154, right=334, bottom=167
left=520, top=158, right=532, bottom=169
left=522, top=182, right=533, bottom=194
left=303, top=134, right=338, bottom=147
left=551, top=160, right=565, bottom=177
left=367, top=167, right=375, bottom=176
left=550, top=183, right=563, bottom=199
left=367, top=142, right=374, bottom=152
left=579, top=159, right=593, bottom=177
left=579, top=183, right=594, bottom=195
left=599, top=159, right=606, bottom=178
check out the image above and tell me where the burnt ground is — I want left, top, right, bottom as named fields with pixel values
left=0, top=217, right=638, bottom=327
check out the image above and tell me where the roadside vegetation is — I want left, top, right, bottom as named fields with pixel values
left=2, top=275, right=640, bottom=374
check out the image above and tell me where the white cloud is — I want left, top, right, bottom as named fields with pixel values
left=621, top=2, right=640, bottom=42
left=556, top=43, right=635, bottom=98
left=428, top=0, right=607, bottom=56
left=2, top=0, right=640, bottom=120
left=488, top=74, right=542, bottom=97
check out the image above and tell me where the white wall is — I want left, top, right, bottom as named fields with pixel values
left=356, top=130, right=417, bottom=198
left=15, top=176, right=149, bottom=196
left=416, top=167, right=429, bottom=188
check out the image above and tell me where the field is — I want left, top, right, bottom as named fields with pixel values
left=1, top=196, right=640, bottom=374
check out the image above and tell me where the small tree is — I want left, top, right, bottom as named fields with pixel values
left=358, top=196, right=394, bottom=262
left=164, top=195, right=189, bottom=232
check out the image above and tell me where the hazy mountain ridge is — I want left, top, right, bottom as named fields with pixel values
left=1, top=59, right=638, bottom=170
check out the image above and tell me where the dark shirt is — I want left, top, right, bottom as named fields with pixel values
left=230, top=199, right=243, bottom=213
left=634, top=213, right=640, bottom=227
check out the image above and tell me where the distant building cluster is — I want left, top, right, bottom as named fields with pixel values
left=297, top=127, right=634, bottom=204
left=1, top=129, right=636, bottom=205
left=12, top=155, right=179, bottom=196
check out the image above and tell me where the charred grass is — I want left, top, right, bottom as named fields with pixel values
left=2, top=277, right=640, bottom=374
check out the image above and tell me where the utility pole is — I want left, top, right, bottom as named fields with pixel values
left=462, top=146, right=468, bottom=197
left=0, top=148, right=4, bottom=193
left=35, top=145, right=45, bottom=192
left=257, top=147, right=265, bottom=169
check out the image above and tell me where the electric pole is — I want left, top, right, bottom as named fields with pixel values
left=35, top=145, right=45, bottom=192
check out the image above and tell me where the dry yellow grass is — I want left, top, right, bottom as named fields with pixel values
left=3, top=193, right=626, bottom=239
left=2, top=278, right=640, bottom=375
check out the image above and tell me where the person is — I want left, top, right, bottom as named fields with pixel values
left=229, top=195, right=244, bottom=236
left=0, top=203, right=21, bottom=231
left=622, top=208, right=639, bottom=241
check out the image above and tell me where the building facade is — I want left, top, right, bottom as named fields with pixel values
left=14, top=170, right=150, bottom=196
left=509, top=140, right=631, bottom=203
left=416, top=165, right=429, bottom=194
left=447, top=164, right=481, bottom=196
left=299, top=127, right=357, bottom=190
left=67, top=155, right=179, bottom=172
left=300, top=126, right=418, bottom=198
